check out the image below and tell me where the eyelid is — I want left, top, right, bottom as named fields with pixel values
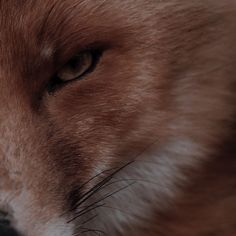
left=55, top=42, right=108, bottom=68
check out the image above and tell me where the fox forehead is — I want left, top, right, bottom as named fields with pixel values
left=0, top=0, right=225, bottom=64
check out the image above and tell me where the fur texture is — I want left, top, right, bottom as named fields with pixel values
left=0, top=0, right=236, bottom=235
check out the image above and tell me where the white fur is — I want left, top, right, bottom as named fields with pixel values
left=77, top=137, right=205, bottom=235
left=4, top=188, right=74, bottom=236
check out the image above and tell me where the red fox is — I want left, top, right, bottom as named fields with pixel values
left=0, top=1, right=235, bottom=235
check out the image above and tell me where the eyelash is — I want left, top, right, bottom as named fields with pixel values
left=47, top=49, right=103, bottom=94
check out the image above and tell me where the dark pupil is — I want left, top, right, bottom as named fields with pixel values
left=69, top=55, right=83, bottom=71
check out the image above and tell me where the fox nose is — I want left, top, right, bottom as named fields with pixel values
left=0, top=210, right=21, bottom=236
left=0, top=224, right=20, bottom=236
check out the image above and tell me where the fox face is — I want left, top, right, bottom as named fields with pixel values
left=0, top=1, right=235, bottom=236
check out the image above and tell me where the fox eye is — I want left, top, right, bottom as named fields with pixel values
left=48, top=50, right=102, bottom=93
left=58, top=51, right=93, bottom=82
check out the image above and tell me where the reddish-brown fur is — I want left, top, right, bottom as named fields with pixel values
left=0, top=1, right=236, bottom=236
